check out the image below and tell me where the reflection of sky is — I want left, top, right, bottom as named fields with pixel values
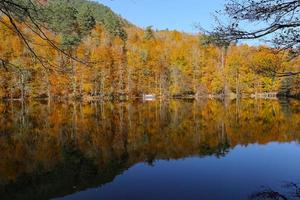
left=59, top=142, right=300, bottom=200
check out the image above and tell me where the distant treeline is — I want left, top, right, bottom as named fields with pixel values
left=0, top=0, right=299, bottom=101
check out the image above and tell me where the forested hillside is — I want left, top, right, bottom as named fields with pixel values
left=0, top=0, right=299, bottom=100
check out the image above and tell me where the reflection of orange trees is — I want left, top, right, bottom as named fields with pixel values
left=0, top=100, right=300, bottom=184
left=225, top=100, right=300, bottom=146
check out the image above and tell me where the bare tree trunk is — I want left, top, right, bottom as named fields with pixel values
left=101, top=73, right=105, bottom=97
left=45, top=69, right=51, bottom=107
left=235, top=97, right=240, bottom=124
left=72, top=61, right=77, bottom=99
left=79, top=74, right=83, bottom=97
left=236, top=68, right=240, bottom=98
left=72, top=101, right=77, bottom=143
left=10, top=86, right=13, bottom=101
left=127, top=66, right=132, bottom=98
left=20, top=72, right=25, bottom=102
left=221, top=47, right=227, bottom=97
left=119, top=43, right=128, bottom=98
left=192, top=46, right=200, bottom=94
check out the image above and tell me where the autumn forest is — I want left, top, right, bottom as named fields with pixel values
left=1, top=0, right=300, bottom=101
left=2, top=1, right=300, bottom=200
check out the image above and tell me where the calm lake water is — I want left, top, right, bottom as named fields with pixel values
left=0, top=99, right=300, bottom=200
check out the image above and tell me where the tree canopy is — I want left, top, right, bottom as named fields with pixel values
left=0, top=0, right=127, bottom=66
left=209, top=0, right=300, bottom=76
left=0, top=0, right=299, bottom=99
left=211, top=0, right=300, bottom=50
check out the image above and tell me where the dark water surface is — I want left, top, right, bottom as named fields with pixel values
left=0, top=99, right=300, bottom=200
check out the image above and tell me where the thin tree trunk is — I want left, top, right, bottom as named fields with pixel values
left=20, top=72, right=25, bottom=101
left=236, top=68, right=240, bottom=98
left=72, top=61, right=77, bottom=99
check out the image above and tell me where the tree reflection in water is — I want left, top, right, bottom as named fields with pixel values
left=0, top=99, right=299, bottom=199
left=250, top=182, right=300, bottom=200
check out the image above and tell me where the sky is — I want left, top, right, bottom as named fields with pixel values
left=96, top=0, right=225, bottom=33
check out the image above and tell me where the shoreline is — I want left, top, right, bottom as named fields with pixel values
left=1, top=94, right=299, bottom=102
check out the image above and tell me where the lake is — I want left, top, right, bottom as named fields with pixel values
left=0, top=99, right=300, bottom=200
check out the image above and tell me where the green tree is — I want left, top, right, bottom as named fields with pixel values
left=144, top=26, right=155, bottom=40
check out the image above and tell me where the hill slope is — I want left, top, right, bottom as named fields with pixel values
left=68, top=0, right=131, bottom=27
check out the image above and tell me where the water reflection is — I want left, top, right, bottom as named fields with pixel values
left=250, top=182, right=300, bottom=200
left=0, top=99, right=300, bottom=200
